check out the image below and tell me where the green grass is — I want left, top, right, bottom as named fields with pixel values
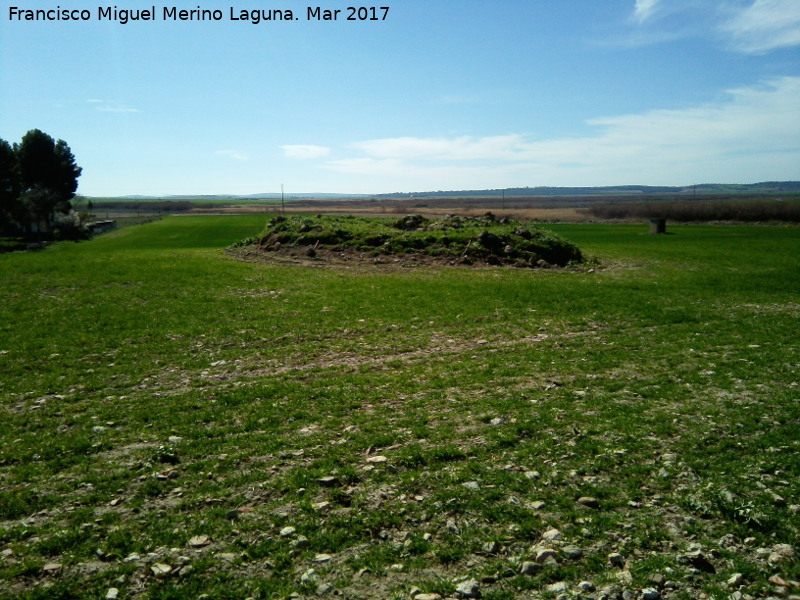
left=0, top=217, right=798, bottom=599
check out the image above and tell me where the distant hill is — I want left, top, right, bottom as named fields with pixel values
left=375, top=181, right=800, bottom=198
left=87, top=182, right=799, bottom=202
left=91, top=193, right=370, bottom=201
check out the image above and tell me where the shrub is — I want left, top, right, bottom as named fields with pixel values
left=250, top=214, right=583, bottom=267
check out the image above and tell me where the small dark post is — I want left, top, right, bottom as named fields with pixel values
left=650, top=218, right=667, bottom=234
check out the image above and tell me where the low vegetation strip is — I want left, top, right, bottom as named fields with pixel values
left=0, top=217, right=798, bottom=600
left=242, top=213, right=584, bottom=268
left=580, top=199, right=800, bottom=222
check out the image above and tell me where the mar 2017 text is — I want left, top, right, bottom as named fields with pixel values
left=5, top=6, right=391, bottom=24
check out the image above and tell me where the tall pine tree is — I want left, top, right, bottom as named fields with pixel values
left=11, top=129, right=82, bottom=234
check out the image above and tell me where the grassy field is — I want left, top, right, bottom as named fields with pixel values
left=0, top=216, right=798, bottom=600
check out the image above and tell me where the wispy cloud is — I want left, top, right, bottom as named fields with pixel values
left=721, top=0, right=800, bottom=53
left=633, top=0, right=661, bottom=23
left=215, top=150, right=249, bottom=161
left=627, top=0, right=800, bottom=53
left=320, top=77, right=800, bottom=187
left=281, top=144, right=331, bottom=160
left=351, top=135, right=530, bottom=162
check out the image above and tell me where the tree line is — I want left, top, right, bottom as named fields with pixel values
left=579, top=198, right=800, bottom=222
left=0, top=129, right=83, bottom=239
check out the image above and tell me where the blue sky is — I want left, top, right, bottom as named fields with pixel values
left=1, top=0, right=799, bottom=196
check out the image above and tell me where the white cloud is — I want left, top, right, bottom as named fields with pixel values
left=721, top=0, right=800, bottom=53
left=321, top=77, right=800, bottom=187
left=215, top=150, right=249, bottom=161
left=352, top=135, right=530, bottom=161
left=633, top=0, right=661, bottom=23
left=628, top=0, right=800, bottom=53
left=281, top=144, right=331, bottom=160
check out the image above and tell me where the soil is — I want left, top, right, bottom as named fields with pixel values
left=228, top=244, right=563, bottom=271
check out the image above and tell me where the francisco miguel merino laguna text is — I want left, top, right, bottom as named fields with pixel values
left=7, top=5, right=390, bottom=24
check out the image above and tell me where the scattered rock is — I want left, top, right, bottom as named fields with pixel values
left=520, top=561, right=541, bottom=576
left=562, top=545, right=583, bottom=560
left=279, top=526, right=296, bottom=538
left=188, top=535, right=210, bottom=548
left=455, top=578, right=480, bottom=598
left=414, top=594, right=442, bottom=600
left=727, top=573, right=744, bottom=587
left=535, top=548, right=559, bottom=564
left=641, top=588, right=660, bottom=600
left=524, top=470, right=541, bottom=480
left=366, top=455, right=388, bottom=464
left=42, top=562, right=62, bottom=574
left=578, top=581, right=595, bottom=592
left=462, top=481, right=480, bottom=490
left=577, top=496, right=600, bottom=509
left=768, top=575, right=791, bottom=587
left=771, top=492, right=787, bottom=506
left=313, top=553, right=333, bottom=563
left=105, top=589, right=119, bottom=600
left=609, top=552, right=625, bottom=567
left=446, top=519, right=460, bottom=535
left=684, top=550, right=716, bottom=573
left=300, top=568, right=317, bottom=583
left=616, top=570, right=633, bottom=584
left=318, top=476, right=340, bottom=487
left=769, top=544, right=795, bottom=565
left=546, top=581, right=569, bottom=594
left=150, top=563, right=172, bottom=577
left=482, top=541, right=500, bottom=554
left=216, top=553, right=237, bottom=563
left=292, top=536, right=309, bottom=548
left=599, top=584, right=623, bottom=600
left=542, top=528, right=562, bottom=541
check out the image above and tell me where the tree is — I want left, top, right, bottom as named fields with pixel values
left=14, top=129, right=82, bottom=233
left=0, top=138, right=21, bottom=233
